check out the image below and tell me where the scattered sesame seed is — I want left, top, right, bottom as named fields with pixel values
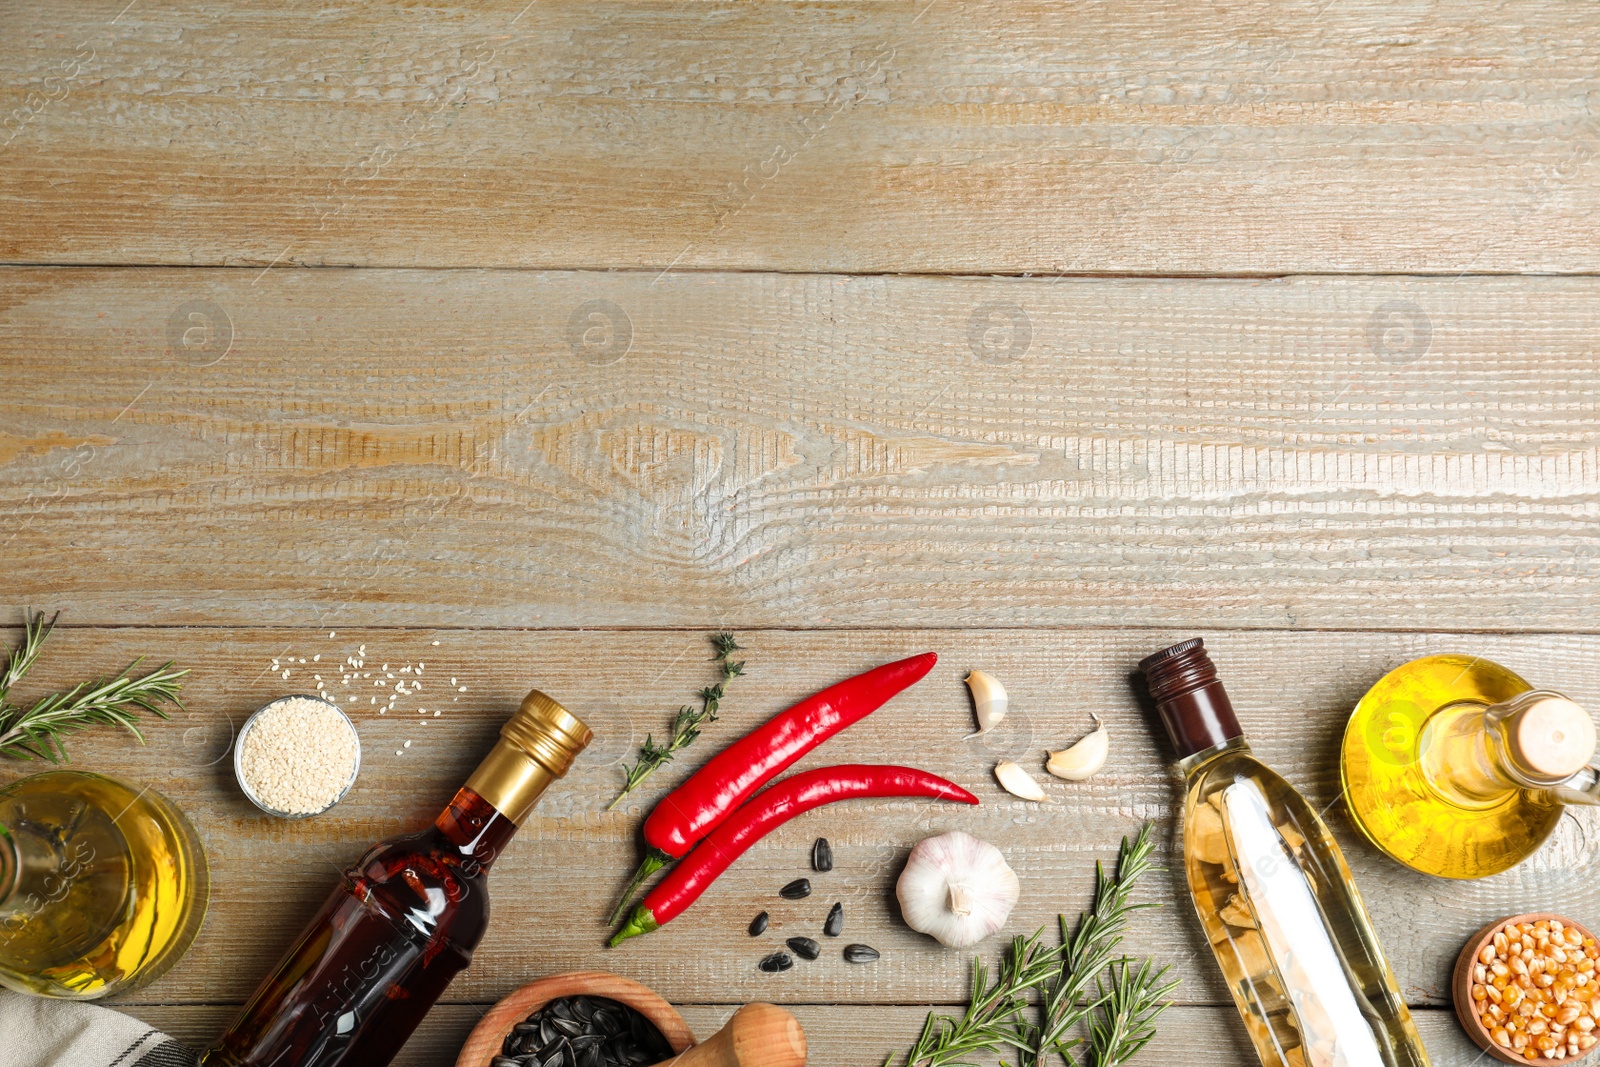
left=431, top=641, right=439, bottom=646
left=404, top=740, right=412, bottom=749
left=329, top=631, right=336, bottom=638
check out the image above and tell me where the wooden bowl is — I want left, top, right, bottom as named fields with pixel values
left=1453, top=913, right=1599, bottom=1065
left=455, top=971, right=696, bottom=1067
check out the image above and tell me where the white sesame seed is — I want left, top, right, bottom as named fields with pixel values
left=237, top=696, right=358, bottom=817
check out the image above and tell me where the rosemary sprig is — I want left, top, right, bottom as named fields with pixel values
left=0, top=610, right=187, bottom=763
left=889, top=822, right=1174, bottom=1067
left=1026, top=822, right=1163, bottom=1065
left=1082, top=957, right=1178, bottom=1067
left=606, top=632, right=744, bottom=810
left=889, top=930, right=1059, bottom=1067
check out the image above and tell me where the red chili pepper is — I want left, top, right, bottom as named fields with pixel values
left=609, top=764, right=977, bottom=944
left=608, top=652, right=936, bottom=923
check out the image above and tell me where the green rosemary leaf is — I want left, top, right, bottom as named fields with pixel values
left=1031, top=823, right=1163, bottom=1066
left=1083, top=957, right=1178, bottom=1067
left=0, top=610, right=57, bottom=699
left=0, top=617, right=187, bottom=764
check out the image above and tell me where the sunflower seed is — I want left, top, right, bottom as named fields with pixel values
left=749, top=911, right=769, bottom=936
left=844, top=943, right=881, bottom=963
left=504, top=995, right=674, bottom=1067
left=787, top=936, right=820, bottom=960
left=759, top=951, right=795, bottom=972
left=811, top=837, right=833, bottom=872
left=780, top=877, right=811, bottom=899
left=824, top=901, right=843, bottom=937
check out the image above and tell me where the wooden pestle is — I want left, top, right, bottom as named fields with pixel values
left=654, top=1003, right=806, bottom=1067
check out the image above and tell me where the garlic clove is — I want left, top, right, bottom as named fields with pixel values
left=994, top=760, right=1050, bottom=802
left=963, top=669, right=1008, bottom=738
left=1045, top=714, right=1109, bottom=781
left=896, top=831, right=1020, bottom=948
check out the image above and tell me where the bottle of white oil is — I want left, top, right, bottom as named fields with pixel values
left=1141, top=639, right=1431, bottom=1067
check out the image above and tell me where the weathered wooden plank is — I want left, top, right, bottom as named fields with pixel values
left=3, top=1, right=1598, bottom=273
left=8, top=626, right=1598, bottom=1010
left=124, top=1003, right=1485, bottom=1066
left=4, top=269, right=1598, bottom=630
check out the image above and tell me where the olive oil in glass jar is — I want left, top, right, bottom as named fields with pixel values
left=0, top=769, right=210, bottom=998
left=1341, top=654, right=1600, bottom=879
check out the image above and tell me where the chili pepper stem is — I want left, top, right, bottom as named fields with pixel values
left=607, top=906, right=659, bottom=948
left=607, top=850, right=669, bottom=927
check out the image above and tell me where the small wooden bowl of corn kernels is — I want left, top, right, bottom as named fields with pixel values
left=1454, top=913, right=1600, bottom=1064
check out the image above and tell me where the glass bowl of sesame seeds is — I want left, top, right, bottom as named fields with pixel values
left=235, top=694, right=362, bottom=818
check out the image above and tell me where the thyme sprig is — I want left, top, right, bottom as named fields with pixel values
left=889, top=823, right=1175, bottom=1067
left=606, top=632, right=744, bottom=810
left=0, top=610, right=187, bottom=763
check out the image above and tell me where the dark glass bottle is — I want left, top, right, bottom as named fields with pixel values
left=202, top=690, right=591, bottom=1067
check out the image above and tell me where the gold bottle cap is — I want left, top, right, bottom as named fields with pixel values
left=467, top=690, right=592, bottom=824
left=502, top=689, right=593, bottom=777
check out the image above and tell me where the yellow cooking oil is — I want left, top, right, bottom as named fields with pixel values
left=0, top=769, right=209, bottom=998
left=1340, top=654, right=1560, bottom=880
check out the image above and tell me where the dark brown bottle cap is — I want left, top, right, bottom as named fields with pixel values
left=1139, top=638, right=1243, bottom=759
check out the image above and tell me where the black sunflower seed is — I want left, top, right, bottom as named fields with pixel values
left=780, top=877, right=811, bottom=899
left=824, top=901, right=843, bottom=937
left=759, top=951, right=795, bottom=972
left=749, top=911, right=769, bottom=936
left=811, top=837, right=833, bottom=872
left=492, top=1058, right=521, bottom=1067
left=844, top=943, right=881, bottom=963
left=787, top=936, right=820, bottom=960
left=506, top=995, right=673, bottom=1067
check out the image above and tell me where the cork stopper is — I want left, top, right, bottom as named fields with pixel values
left=1491, top=690, right=1596, bottom=784
left=1139, top=638, right=1244, bottom=760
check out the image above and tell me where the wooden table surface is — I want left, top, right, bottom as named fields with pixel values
left=4, top=2, right=1599, bottom=1064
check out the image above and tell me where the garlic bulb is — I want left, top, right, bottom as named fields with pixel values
left=896, top=831, right=1020, bottom=948
left=994, top=760, right=1051, bottom=802
left=964, top=669, right=1008, bottom=738
left=1046, top=714, right=1109, bottom=780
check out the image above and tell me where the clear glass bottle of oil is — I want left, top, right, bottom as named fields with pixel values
left=1341, top=654, right=1600, bottom=880
left=1142, top=639, right=1430, bottom=1067
left=0, top=769, right=209, bottom=999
